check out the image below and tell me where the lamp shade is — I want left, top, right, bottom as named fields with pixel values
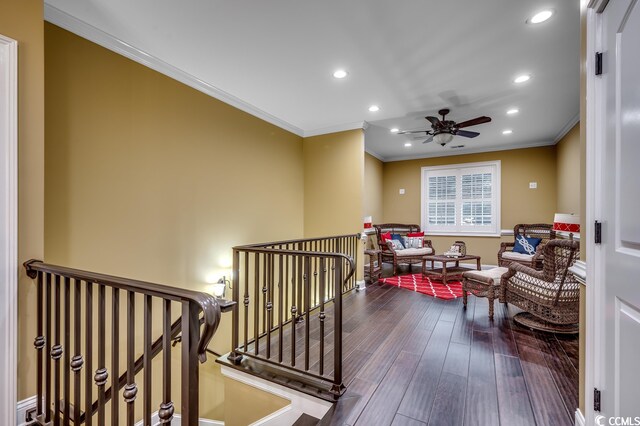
left=434, top=133, right=454, bottom=146
left=553, top=213, right=580, bottom=233
left=363, top=216, right=372, bottom=229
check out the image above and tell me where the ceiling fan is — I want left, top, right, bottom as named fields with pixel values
left=398, top=108, right=492, bottom=146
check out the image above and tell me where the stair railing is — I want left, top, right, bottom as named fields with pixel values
left=24, top=260, right=221, bottom=426
left=227, top=234, right=358, bottom=397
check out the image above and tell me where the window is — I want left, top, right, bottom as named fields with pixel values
left=421, top=161, right=501, bottom=235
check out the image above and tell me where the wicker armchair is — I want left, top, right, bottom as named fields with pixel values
left=501, top=239, right=580, bottom=333
left=498, top=224, right=556, bottom=270
left=373, top=223, right=434, bottom=276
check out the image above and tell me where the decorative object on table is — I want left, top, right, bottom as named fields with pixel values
left=502, top=239, right=580, bottom=333
left=380, top=274, right=462, bottom=300
left=421, top=252, right=481, bottom=284
left=553, top=213, right=580, bottom=240
left=373, top=224, right=434, bottom=275
left=462, top=267, right=509, bottom=320
left=444, top=241, right=466, bottom=257
left=498, top=224, right=556, bottom=269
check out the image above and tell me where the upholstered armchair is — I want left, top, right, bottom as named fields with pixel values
left=501, top=239, right=580, bottom=333
left=498, top=223, right=556, bottom=269
left=373, top=223, right=434, bottom=275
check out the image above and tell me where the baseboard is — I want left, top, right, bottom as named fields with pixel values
left=16, top=396, right=37, bottom=426
left=134, top=412, right=223, bottom=426
left=575, top=409, right=585, bottom=426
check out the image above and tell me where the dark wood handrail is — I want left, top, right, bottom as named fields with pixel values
left=24, top=260, right=221, bottom=361
left=236, top=233, right=360, bottom=248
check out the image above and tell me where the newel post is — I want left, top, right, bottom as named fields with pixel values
left=227, top=249, right=243, bottom=365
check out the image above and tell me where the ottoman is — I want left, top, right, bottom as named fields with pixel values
left=462, top=267, right=509, bottom=320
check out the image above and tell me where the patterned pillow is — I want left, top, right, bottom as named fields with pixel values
left=513, top=235, right=542, bottom=255
left=387, top=239, right=405, bottom=250
left=403, top=236, right=424, bottom=249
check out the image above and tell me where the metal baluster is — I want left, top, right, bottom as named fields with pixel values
left=144, top=295, right=152, bottom=426
left=111, top=288, right=119, bottom=424
left=53, top=275, right=62, bottom=426
left=254, top=254, right=260, bottom=356
left=333, top=260, right=344, bottom=395
left=181, top=302, right=199, bottom=426
left=158, top=299, right=174, bottom=424
left=266, top=253, right=272, bottom=359
left=278, top=254, right=284, bottom=363
left=34, top=272, right=45, bottom=419
left=290, top=254, right=297, bottom=366
left=63, top=277, right=71, bottom=426
left=124, top=291, right=137, bottom=426
left=85, top=282, right=93, bottom=426
left=72, top=279, right=83, bottom=426
left=319, top=258, right=326, bottom=376
left=95, top=285, right=107, bottom=426
left=243, top=251, right=249, bottom=352
left=262, top=252, right=267, bottom=336
left=304, top=256, right=311, bottom=371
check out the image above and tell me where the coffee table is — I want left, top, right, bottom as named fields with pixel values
left=421, top=254, right=481, bottom=284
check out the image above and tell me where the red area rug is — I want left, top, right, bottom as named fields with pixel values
left=380, top=273, right=463, bottom=300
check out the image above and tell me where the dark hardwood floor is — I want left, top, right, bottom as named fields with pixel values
left=320, top=269, right=578, bottom=426
left=223, top=265, right=579, bottom=426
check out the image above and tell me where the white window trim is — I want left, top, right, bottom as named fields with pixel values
left=421, top=160, right=501, bottom=237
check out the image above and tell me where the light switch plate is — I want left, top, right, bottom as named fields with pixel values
left=399, top=188, right=405, bottom=195
left=529, top=182, right=538, bottom=189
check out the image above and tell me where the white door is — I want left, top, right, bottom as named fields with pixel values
left=600, top=0, right=640, bottom=418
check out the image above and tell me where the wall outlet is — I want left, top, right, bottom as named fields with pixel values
left=399, top=188, right=405, bottom=195
left=529, top=182, right=537, bottom=189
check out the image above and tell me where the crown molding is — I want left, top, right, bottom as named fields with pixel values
left=380, top=139, right=556, bottom=162
left=303, top=121, right=367, bottom=137
left=44, top=4, right=305, bottom=137
left=554, top=113, right=580, bottom=143
left=364, top=148, right=384, bottom=161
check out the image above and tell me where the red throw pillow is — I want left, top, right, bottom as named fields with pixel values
left=381, top=232, right=392, bottom=242
left=407, top=232, right=424, bottom=237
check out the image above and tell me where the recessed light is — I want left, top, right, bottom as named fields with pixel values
left=404, top=142, right=412, bottom=147
left=507, top=108, right=519, bottom=115
left=502, top=129, right=513, bottom=135
left=333, top=69, right=348, bottom=79
left=513, top=74, right=531, bottom=84
left=528, top=10, right=554, bottom=24
left=368, top=105, right=380, bottom=112
left=390, top=128, right=399, bottom=133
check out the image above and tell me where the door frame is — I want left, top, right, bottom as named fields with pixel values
left=584, top=0, right=609, bottom=423
left=0, top=33, right=18, bottom=424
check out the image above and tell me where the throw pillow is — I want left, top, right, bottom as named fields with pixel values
left=403, top=236, right=424, bottom=249
left=513, top=235, right=542, bottom=255
left=387, top=239, right=405, bottom=250
left=381, top=232, right=392, bottom=242
left=407, top=232, right=424, bottom=237
left=391, top=233, right=404, bottom=241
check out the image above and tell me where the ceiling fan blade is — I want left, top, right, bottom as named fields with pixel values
left=456, top=130, right=480, bottom=138
left=422, top=135, right=434, bottom=143
left=398, top=130, right=429, bottom=135
left=425, top=116, right=441, bottom=126
left=456, top=116, right=492, bottom=128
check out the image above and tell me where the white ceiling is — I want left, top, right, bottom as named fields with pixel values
left=45, top=0, right=580, bottom=161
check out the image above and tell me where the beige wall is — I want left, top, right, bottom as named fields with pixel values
left=556, top=123, right=581, bottom=214
left=223, top=376, right=289, bottom=426
left=303, top=130, right=365, bottom=278
left=44, top=23, right=304, bottom=414
left=364, top=152, right=384, bottom=225
left=1, top=0, right=46, bottom=399
left=382, top=147, right=558, bottom=264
